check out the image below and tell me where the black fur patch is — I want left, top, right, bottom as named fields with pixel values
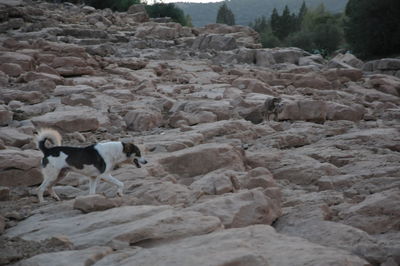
left=122, top=143, right=141, bottom=158
left=42, top=145, right=106, bottom=173
left=42, top=157, right=49, bottom=167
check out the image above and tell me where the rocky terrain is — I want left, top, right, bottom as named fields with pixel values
left=0, top=1, right=399, bottom=265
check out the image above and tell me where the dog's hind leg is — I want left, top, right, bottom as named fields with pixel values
left=38, top=166, right=59, bottom=203
left=48, top=168, right=69, bottom=201
left=100, top=174, right=124, bottom=197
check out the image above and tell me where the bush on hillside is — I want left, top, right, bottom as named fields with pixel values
left=145, top=3, right=191, bottom=26
left=85, top=0, right=140, bottom=12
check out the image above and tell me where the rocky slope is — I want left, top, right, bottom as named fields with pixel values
left=0, top=1, right=399, bottom=266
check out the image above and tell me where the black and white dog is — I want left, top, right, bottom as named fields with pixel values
left=36, top=128, right=147, bottom=203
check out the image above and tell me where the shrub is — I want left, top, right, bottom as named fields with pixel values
left=285, top=30, right=315, bottom=52
left=145, top=3, right=191, bottom=26
left=260, top=30, right=281, bottom=48
left=85, top=0, right=140, bottom=12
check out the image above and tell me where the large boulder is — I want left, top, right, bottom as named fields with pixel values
left=135, top=22, right=190, bottom=40
left=0, top=127, right=32, bottom=147
left=127, top=4, right=149, bottom=22
left=246, top=149, right=339, bottom=185
left=328, top=53, right=363, bottom=69
left=366, top=74, right=400, bottom=97
left=6, top=205, right=222, bottom=248
left=270, top=47, right=310, bottom=64
left=0, top=62, right=23, bottom=77
left=0, top=89, right=46, bottom=104
left=189, top=169, right=240, bottom=195
left=199, top=24, right=259, bottom=48
left=186, top=188, right=281, bottom=228
left=73, top=195, right=120, bottom=213
left=31, top=107, right=107, bottom=133
left=0, top=105, right=13, bottom=126
left=277, top=99, right=328, bottom=123
left=13, top=246, right=113, bottom=266
left=0, top=52, right=34, bottom=71
left=192, top=34, right=238, bottom=51
left=339, top=189, right=400, bottom=234
left=277, top=220, right=387, bottom=264
left=326, top=102, right=365, bottom=121
left=152, top=143, right=245, bottom=184
left=0, top=149, right=42, bottom=187
left=94, top=225, right=369, bottom=266
left=51, top=57, right=95, bottom=77
left=124, top=108, right=163, bottom=132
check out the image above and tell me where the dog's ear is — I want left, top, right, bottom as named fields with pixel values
left=122, top=142, right=134, bottom=157
left=123, top=142, right=142, bottom=157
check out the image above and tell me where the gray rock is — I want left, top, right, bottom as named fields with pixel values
left=95, top=225, right=369, bottom=266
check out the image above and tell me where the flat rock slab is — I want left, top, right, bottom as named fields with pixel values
left=5, top=205, right=222, bottom=248
left=94, top=225, right=368, bottom=266
left=186, top=188, right=281, bottom=228
left=0, top=149, right=42, bottom=187
left=31, top=108, right=107, bottom=133
left=14, top=246, right=112, bottom=266
left=154, top=143, right=245, bottom=183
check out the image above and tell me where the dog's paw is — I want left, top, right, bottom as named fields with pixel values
left=53, top=195, right=61, bottom=201
left=117, top=189, right=124, bottom=197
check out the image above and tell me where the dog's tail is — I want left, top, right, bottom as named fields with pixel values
left=36, top=128, right=62, bottom=153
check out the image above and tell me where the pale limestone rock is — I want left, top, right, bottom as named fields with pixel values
left=73, top=195, right=120, bottom=213
left=339, top=188, right=400, bottom=234
left=0, top=52, right=34, bottom=71
left=31, top=107, right=106, bottom=133
left=277, top=220, right=386, bottom=264
left=189, top=169, right=240, bottom=195
left=124, top=109, right=163, bottom=132
left=0, top=105, right=12, bottom=126
left=0, top=62, right=23, bottom=77
left=14, top=246, right=112, bottom=266
left=329, top=53, right=364, bottom=69
left=95, top=225, right=369, bottom=266
left=0, top=127, right=32, bottom=147
left=153, top=143, right=245, bottom=183
left=366, top=74, right=400, bottom=96
left=186, top=188, right=281, bottom=228
left=6, top=206, right=222, bottom=248
left=0, top=149, right=42, bottom=187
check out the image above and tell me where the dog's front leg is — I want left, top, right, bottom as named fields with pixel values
left=89, top=176, right=99, bottom=195
left=100, top=174, right=124, bottom=197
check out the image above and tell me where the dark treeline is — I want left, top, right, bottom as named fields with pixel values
left=249, top=2, right=343, bottom=57
left=249, top=0, right=400, bottom=59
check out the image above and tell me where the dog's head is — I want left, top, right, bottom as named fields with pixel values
left=122, top=143, right=148, bottom=168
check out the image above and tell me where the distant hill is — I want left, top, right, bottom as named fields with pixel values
left=175, top=0, right=348, bottom=27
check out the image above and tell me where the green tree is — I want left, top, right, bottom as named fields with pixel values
left=270, top=8, right=280, bottom=38
left=270, top=5, right=296, bottom=40
left=249, top=16, right=267, bottom=33
left=260, top=29, right=281, bottom=48
left=146, top=3, right=191, bottom=26
left=85, top=0, right=140, bottom=11
left=216, top=2, right=236, bottom=25
left=344, top=0, right=400, bottom=58
left=285, top=30, right=314, bottom=52
left=285, top=4, right=343, bottom=55
left=313, top=22, right=342, bottom=55
left=296, top=1, right=307, bottom=30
